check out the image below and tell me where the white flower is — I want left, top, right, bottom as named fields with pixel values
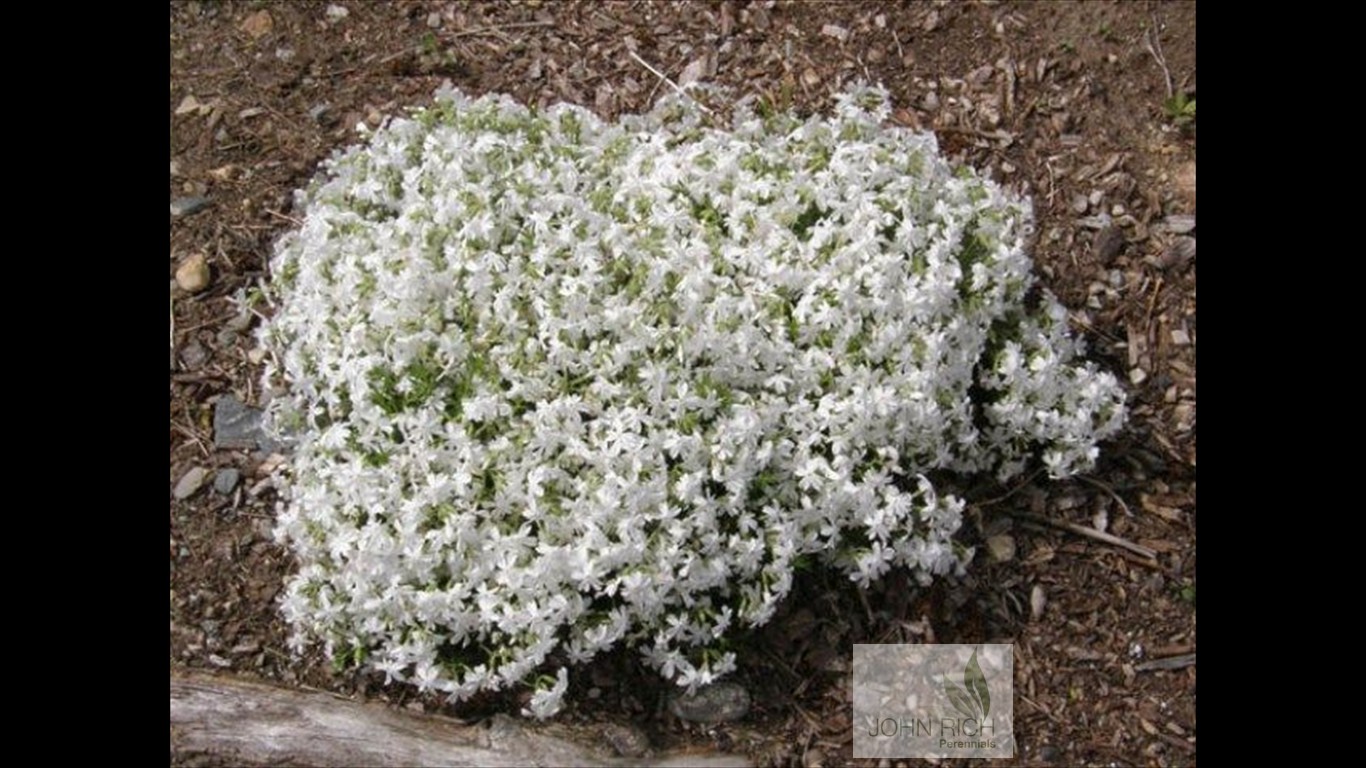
left=263, top=82, right=1124, bottom=717
left=522, top=668, right=569, bottom=720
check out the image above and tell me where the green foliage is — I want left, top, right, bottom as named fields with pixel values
left=1164, top=91, right=1196, bottom=127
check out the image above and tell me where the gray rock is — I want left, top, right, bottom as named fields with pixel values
left=170, top=196, right=211, bottom=217
left=668, top=681, right=751, bottom=724
left=213, top=468, right=241, bottom=495
left=214, top=395, right=283, bottom=452
left=174, top=467, right=210, bottom=500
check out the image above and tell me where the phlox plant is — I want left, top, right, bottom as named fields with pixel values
left=259, top=83, right=1124, bottom=718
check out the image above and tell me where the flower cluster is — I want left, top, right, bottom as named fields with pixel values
left=260, top=84, right=1124, bottom=718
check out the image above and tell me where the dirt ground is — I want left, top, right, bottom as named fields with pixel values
left=170, top=2, right=1196, bottom=765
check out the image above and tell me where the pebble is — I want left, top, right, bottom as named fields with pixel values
left=986, top=534, right=1016, bottom=562
left=213, top=468, right=241, bottom=495
left=1070, top=193, right=1089, bottom=214
left=174, top=467, right=209, bottom=500
left=1029, top=584, right=1047, bottom=621
left=176, top=253, right=211, bottom=293
left=170, top=196, right=211, bottom=217
left=668, top=681, right=751, bottom=724
left=214, top=395, right=278, bottom=452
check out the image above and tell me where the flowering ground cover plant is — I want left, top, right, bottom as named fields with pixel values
left=260, top=83, right=1125, bottom=718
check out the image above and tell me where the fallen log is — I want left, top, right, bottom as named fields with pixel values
left=170, top=670, right=749, bottom=767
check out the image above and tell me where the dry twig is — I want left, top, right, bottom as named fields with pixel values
left=628, top=51, right=713, bottom=115
left=1144, top=15, right=1174, bottom=99
left=1077, top=475, right=1134, bottom=518
left=1008, top=511, right=1158, bottom=560
left=1135, top=653, right=1195, bottom=672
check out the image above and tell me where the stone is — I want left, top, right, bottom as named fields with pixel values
left=170, top=196, right=211, bottom=217
left=1030, top=584, right=1047, bottom=621
left=214, top=395, right=275, bottom=451
left=174, top=467, right=210, bottom=500
left=668, top=681, right=751, bottom=724
left=986, top=534, right=1016, bottom=562
left=176, top=253, right=212, bottom=293
left=214, top=468, right=241, bottom=495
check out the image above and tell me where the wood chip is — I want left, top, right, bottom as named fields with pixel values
left=1092, top=224, right=1124, bottom=265
left=1164, top=215, right=1196, bottom=234
left=1159, top=237, right=1196, bottom=270
left=1175, top=161, right=1196, bottom=209
left=820, top=24, right=849, bottom=42
left=1135, top=653, right=1195, bottom=672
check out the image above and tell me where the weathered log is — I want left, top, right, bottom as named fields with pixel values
left=170, top=670, right=749, bottom=767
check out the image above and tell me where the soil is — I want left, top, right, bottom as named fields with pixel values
left=170, top=2, right=1196, bottom=765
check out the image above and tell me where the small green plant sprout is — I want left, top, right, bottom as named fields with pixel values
left=1164, top=90, right=1196, bottom=127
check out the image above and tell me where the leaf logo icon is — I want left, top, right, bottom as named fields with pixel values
left=944, top=647, right=991, bottom=721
